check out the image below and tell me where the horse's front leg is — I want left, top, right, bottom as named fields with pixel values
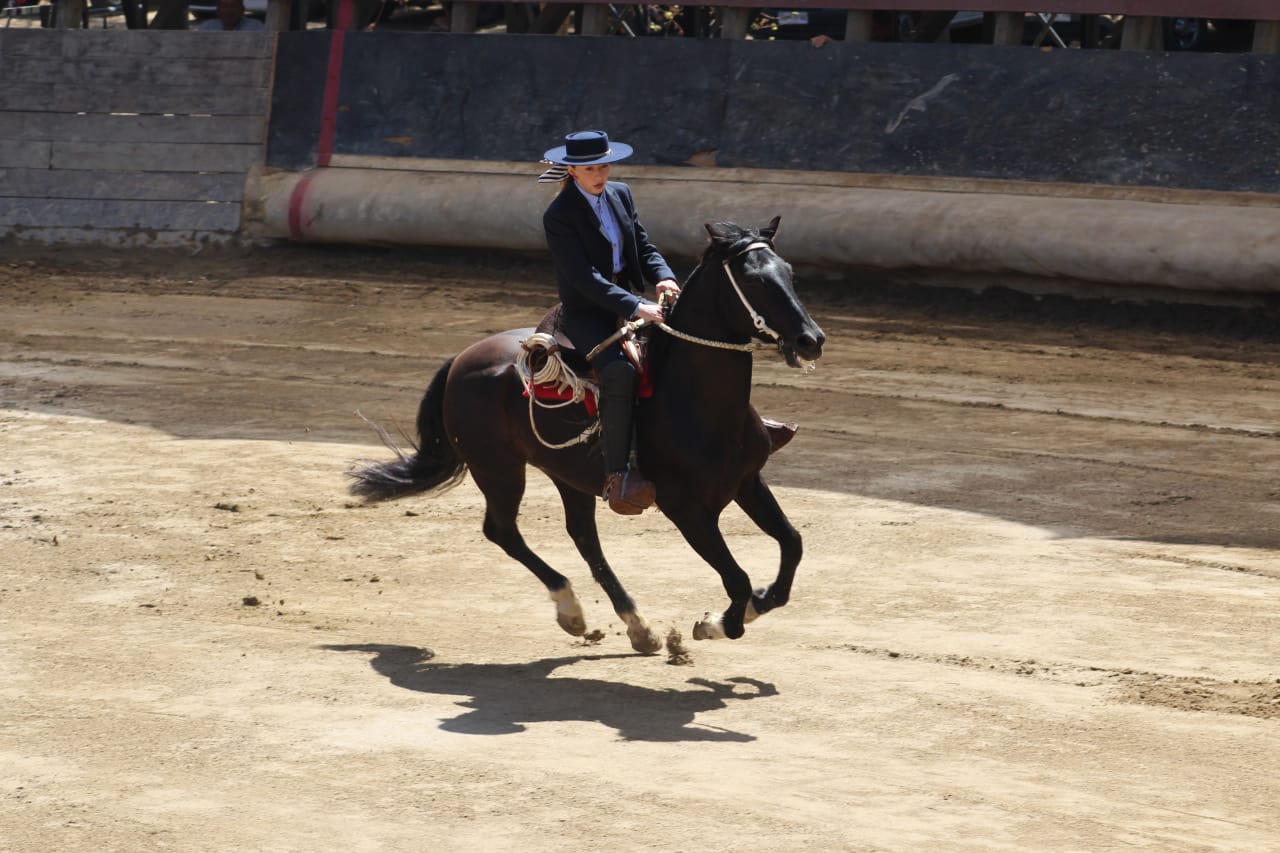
left=662, top=503, right=754, bottom=640
left=734, top=474, right=802, bottom=623
left=556, top=482, right=662, bottom=654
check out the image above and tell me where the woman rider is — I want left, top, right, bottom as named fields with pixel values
left=540, top=130, right=681, bottom=516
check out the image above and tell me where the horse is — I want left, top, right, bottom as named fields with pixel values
left=347, top=217, right=826, bottom=651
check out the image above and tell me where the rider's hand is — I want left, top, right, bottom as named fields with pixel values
left=655, top=279, right=681, bottom=301
left=632, top=302, right=666, bottom=325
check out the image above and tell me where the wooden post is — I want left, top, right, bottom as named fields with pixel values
left=53, top=0, right=86, bottom=28
left=844, top=10, right=872, bottom=42
left=914, top=11, right=956, bottom=44
left=266, top=0, right=292, bottom=31
left=450, top=1, right=478, bottom=33
left=1121, top=15, right=1161, bottom=51
left=989, top=11, right=1021, bottom=45
left=148, top=0, right=190, bottom=28
left=532, top=3, right=572, bottom=34
left=1252, top=20, right=1280, bottom=54
left=578, top=2, right=608, bottom=35
left=120, top=0, right=146, bottom=28
left=719, top=7, right=749, bottom=40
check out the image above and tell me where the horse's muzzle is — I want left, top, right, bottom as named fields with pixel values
left=785, top=327, right=825, bottom=368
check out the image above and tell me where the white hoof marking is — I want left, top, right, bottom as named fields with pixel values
left=622, top=612, right=662, bottom=654
left=692, top=612, right=727, bottom=641
left=550, top=584, right=586, bottom=637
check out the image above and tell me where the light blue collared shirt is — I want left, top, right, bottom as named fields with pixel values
left=576, top=183, right=624, bottom=275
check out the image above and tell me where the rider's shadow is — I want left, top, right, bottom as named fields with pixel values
left=323, top=643, right=778, bottom=743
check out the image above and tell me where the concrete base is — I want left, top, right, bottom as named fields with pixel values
left=253, top=160, right=1280, bottom=296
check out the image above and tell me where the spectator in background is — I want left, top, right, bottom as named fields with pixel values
left=199, top=0, right=264, bottom=30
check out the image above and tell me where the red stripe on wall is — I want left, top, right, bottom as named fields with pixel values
left=287, top=170, right=320, bottom=240
left=316, top=0, right=355, bottom=168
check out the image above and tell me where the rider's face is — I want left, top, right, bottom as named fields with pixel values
left=567, top=163, right=610, bottom=195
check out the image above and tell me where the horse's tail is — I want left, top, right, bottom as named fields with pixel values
left=346, top=357, right=467, bottom=501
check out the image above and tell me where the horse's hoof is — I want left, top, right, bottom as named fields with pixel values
left=622, top=612, right=662, bottom=654
left=692, top=612, right=726, bottom=641
left=630, top=626, right=663, bottom=655
left=557, top=612, right=587, bottom=637
left=551, top=585, right=587, bottom=637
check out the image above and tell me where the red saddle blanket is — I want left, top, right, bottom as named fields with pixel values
left=524, top=368, right=654, bottom=417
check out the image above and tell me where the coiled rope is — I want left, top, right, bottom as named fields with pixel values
left=514, top=333, right=601, bottom=450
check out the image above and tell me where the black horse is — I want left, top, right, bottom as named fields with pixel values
left=348, top=218, right=825, bottom=651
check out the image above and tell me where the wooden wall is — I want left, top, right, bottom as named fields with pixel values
left=0, top=30, right=273, bottom=247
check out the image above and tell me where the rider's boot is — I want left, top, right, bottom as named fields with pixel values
left=598, top=361, right=655, bottom=515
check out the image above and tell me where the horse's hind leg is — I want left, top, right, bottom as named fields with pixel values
left=733, top=475, right=801, bottom=624
left=473, top=467, right=586, bottom=637
left=555, top=482, right=662, bottom=654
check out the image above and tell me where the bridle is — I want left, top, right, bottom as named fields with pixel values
left=665, top=240, right=782, bottom=350
left=586, top=240, right=781, bottom=361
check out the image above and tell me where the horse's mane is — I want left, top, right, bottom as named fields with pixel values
left=676, top=221, right=765, bottom=309
left=647, top=221, right=767, bottom=368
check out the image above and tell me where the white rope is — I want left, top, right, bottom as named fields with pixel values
left=653, top=321, right=768, bottom=352
left=651, top=240, right=781, bottom=354
left=514, top=333, right=600, bottom=450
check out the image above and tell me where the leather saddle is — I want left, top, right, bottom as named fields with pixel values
left=534, top=303, right=642, bottom=376
left=529, top=304, right=797, bottom=454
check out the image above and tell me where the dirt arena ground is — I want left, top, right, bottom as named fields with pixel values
left=2, top=245, right=1278, bottom=852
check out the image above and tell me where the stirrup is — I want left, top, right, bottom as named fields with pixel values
left=603, top=469, right=656, bottom=516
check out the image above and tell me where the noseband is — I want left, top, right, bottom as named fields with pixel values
left=720, top=240, right=782, bottom=346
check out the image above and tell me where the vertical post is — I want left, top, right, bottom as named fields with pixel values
left=578, top=2, right=608, bottom=35
left=1121, top=15, right=1161, bottom=51
left=844, top=10, right=872, bottom=42
left=1252, top=20, right=1280, bottom=54
left=266, top=0, right=293, bottom=30
left=53, top=0, right=86, bottom=28
left=450, top=1, right=478, bottom=33
left=719, top=6, right=749, bottom=39
left=989, top=12, right=1021, bottom=46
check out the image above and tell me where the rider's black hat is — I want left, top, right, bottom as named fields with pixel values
left=542, top=130, right=633, bottom=166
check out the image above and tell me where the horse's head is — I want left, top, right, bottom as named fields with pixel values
left=696, top=216, right=826, bottom=370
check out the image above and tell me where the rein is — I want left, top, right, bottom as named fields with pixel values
left=585, top=240, right=779, bottom=362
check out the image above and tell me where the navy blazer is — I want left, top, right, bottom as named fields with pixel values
left=543, top=181, right=675, bottom=350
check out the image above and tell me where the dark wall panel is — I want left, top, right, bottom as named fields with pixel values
left=265, top=31, right=331, bottom=171
left=267, top=32, right=1280, bottom=194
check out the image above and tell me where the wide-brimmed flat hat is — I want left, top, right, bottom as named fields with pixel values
left=542, top=130, right=633, bottom=166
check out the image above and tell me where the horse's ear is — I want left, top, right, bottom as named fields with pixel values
left=760, top=215, right=782, bottom=244
left=704, top=221, right=737, bottom=247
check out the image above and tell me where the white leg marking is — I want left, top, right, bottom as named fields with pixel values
left=550, top=583, right=586, bottom=636
left=691, top=611, right=727, bottom=641
left=743, top=600, right=761, bottom=624
left=621, top=611, right=662, bottom=654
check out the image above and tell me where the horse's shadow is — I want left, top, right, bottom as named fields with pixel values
left=322, top=643, right=778, bottom=742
